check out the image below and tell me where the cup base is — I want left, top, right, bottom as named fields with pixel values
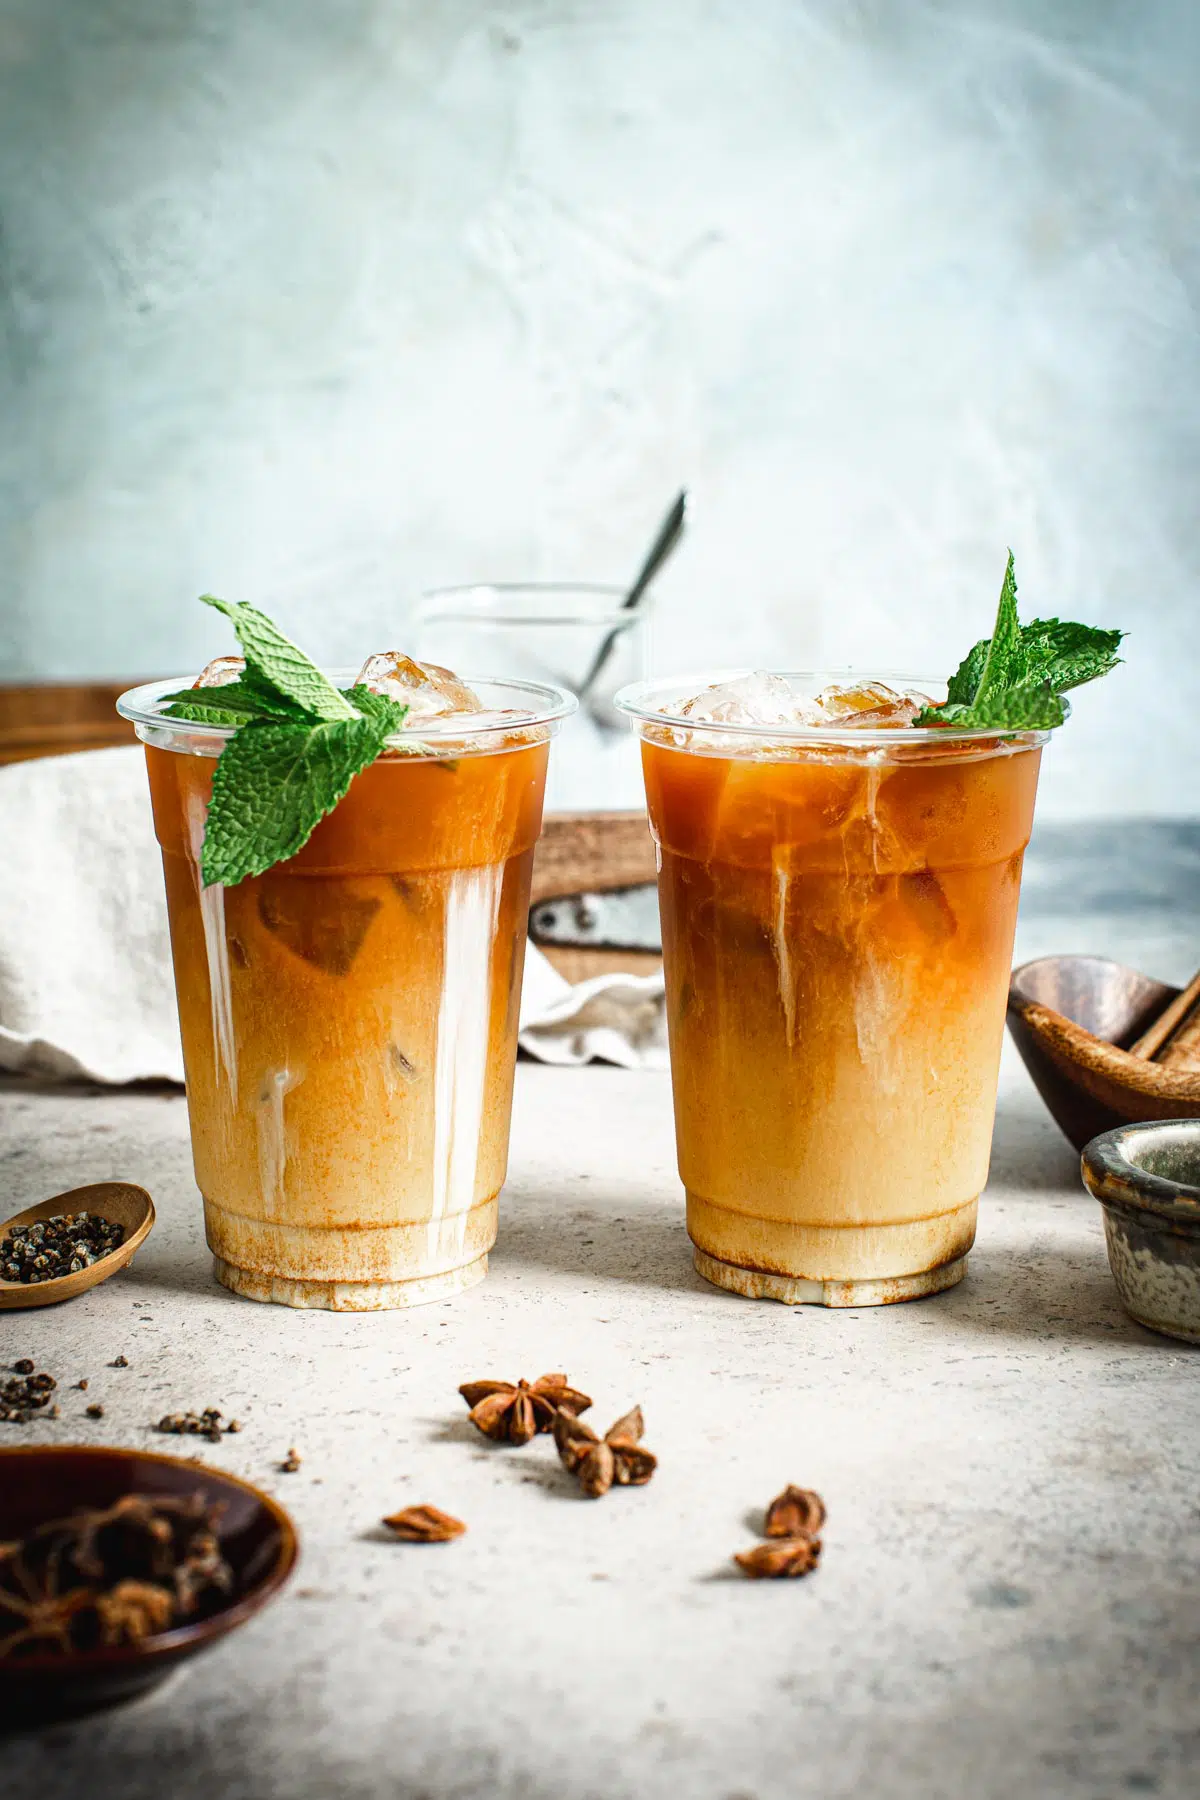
left=212, top=1252, right=489, bottom=1311
left=692, top=1245, right=968, bottom=1307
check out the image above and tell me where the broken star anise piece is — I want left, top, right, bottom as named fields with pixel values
left=382, top=1505, right=466, bottom=1543
left=458, top=1372, right=592, bottom=1446
left=734, top=1535, right=822, bottom=1579
left=763, top=1485, right=826, bottom=1538
left=553, top=1404, right=657, bottom=1499
left=93, top=1579, right=176, bottom=1646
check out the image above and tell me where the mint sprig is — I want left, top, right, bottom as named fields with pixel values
left=199, top=714, right=402, bottom=886
left=159, top=598, right=409, bottom=886
left=915, top=552, right=1123, bottom=731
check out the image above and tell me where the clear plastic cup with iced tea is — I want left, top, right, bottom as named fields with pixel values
left=119, top=663, right=573, bottom=1310
left=617, top=670, right=1048, bottom=1306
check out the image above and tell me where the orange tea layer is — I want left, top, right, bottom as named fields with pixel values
left=146, top=739, right=548, bottom=1309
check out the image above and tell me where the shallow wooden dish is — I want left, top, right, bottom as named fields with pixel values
left=0, top=1445, right=298, bottom=1727
left=0, top=1183, right=155, bottom=1312
left=1007, top=956, right=1200, bottom=1152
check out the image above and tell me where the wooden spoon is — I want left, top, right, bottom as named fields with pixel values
left=0, top=1182, right=155, bottom=1312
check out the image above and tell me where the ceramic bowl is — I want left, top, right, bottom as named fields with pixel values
left=1007, top=956, right=1200, bottom=1151
left=1080, top=1120, right=1200, bottom=1345
left=0, top=1445, right=298, bottom=1729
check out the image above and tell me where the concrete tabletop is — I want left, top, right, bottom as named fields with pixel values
left=5, top=821, right=1200, bottom=1800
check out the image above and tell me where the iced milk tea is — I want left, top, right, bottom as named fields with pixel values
left=121, top=670, right=571, bottom=1310
left=621, top=673, right=1046, bottom=1305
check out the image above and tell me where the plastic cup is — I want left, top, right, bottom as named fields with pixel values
left=616, top=671, right=1048, bottom=1306
left=118, top=675, right=574, bottom=1310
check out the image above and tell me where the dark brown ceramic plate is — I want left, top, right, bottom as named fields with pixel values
left=1007, top=956, right=1200, bottom=1151
left=0, top=1445, right=298, bottom=1729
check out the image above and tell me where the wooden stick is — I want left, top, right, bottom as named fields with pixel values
left=1128, top=965, right=1200, bottom=1061
left=1159, top=996, right=1200, bottom=1072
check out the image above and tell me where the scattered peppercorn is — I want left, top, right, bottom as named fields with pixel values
left=156, top=1408, right=237, bottom=1445
left=85, top=1403, right=105, bottom=1420
left=110, top=1356, right=129, bottom=1369
left=280, top=1448, right=302, bottom=1473
left=1, top=1367, right=58, bottom=1425
left=1, top=1213, right=124, bottom=1284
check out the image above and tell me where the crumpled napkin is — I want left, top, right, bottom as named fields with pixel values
left=0, top=747, right=666, bottom=1085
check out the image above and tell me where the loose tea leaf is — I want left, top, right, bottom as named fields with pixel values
left=458, top=1373, right=593, bottom=1445
left=734, top=1535, right=823, bottom=1579
left=763, top=1485, right=826, bottom=1538
left=553, top=1405, right=657, bottom=1498
left=382, top=1505, right=466, bottom=1543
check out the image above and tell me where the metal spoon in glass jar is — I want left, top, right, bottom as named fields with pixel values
left=576, top=489, right=688, bottom=723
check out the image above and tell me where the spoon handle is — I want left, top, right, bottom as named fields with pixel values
left=575, top=490, right=688, bottom=704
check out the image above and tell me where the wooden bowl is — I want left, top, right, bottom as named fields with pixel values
left=0, top=1183, right=155, bottom=1312
left=0, top=1445, right=298, bottom=1727
left=1007, top=956, right=1200, bottom=1151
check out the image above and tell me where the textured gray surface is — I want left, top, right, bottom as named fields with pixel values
left=3, top=1042, right=1199, bottom=1799
left=1, top=1, right=1198, bottom=818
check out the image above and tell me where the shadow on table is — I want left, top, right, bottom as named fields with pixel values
left=491, top=1182, right=701, bottom=1297
left=988, top=1087, right=1081, bottom=1194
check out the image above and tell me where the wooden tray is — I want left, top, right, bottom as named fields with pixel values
left=531, top=811, right=660, bottom=983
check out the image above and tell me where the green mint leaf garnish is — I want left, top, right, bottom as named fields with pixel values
left=341, top=685, right=410, bottom=730
left=166, top=598, right=418, bottom=885
left=160, top=677, right=308, bottom=726
left=1015, top=617, right=1124, bottom=692
left=944, top=637, right=989, bottom=706
left=932, top=683, right=1066, bottom=731
left=200, top=595, right=357, bottom=722
left=200, top=715, right=396, bottom=888
left=915, top=551, right=1123, bottom=731
left=963, top=549, right=1025, bottom=710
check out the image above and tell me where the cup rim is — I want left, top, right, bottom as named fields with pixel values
left=613, top=668, right=1057, bottom=749
left=116, top=672, right=578, bottom=747
left=419, top=583, right=635, bottom=629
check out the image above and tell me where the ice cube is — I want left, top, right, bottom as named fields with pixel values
left=193, top=655, right=245, bottom=689
left=257, top=879, right=382, bottom=976
left=679, top=672, right=822, bottom=727
left=814, top=682, right=922, bottom=728
left=355, top=652, right=484, bottom=718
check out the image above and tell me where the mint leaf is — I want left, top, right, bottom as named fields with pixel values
left=161, top=677, right=307, bottom=726
left=1017, top=618, right=1124, bottom=692
left=341, top=685, right=409, bottom=732
left=970, top=551, right=1023, bottom=706
left=200, top=595, right=356, bottom=722
left=916, top=551, right=1123, bottom=731
left=945, top=637, right=990, bottom=706
left=932, top=684, right=1066, bottom=731
left=200, top=716, right=392, bottom=887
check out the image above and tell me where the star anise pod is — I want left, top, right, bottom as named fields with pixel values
left=458, top=1373, right=592, bottom=1445
left=94, top=1579, right=175, bottom=1645
left=553, top=1405, right=657, bottom=1498
left=734, top=1535, right=822, bottom=1579
left=763, top=1485, right=826, bottom=1538
left=382, top=1505, right=466, bottom=1543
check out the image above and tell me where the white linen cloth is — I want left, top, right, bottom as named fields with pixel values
left=0, top=747, right=666, bottom=1084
